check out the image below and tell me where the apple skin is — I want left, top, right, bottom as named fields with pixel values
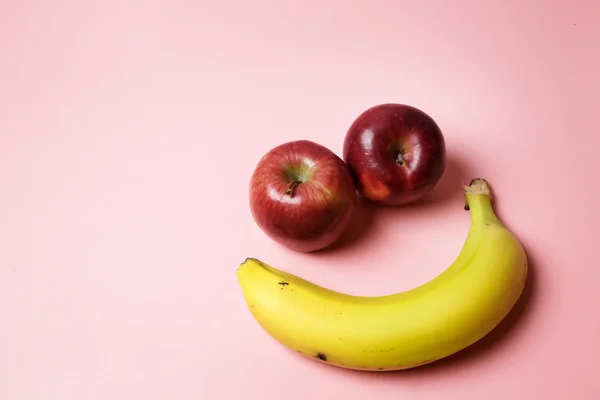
left=249, top=140, right=357, bottom=252
left=342, top=103, right=446, bottom=206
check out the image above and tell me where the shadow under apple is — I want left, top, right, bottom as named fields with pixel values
left=315, top=154, right=469, bottom=255
left=313, top=195, right=377, bottom=254
left=414, top=155, right=472, bottom=206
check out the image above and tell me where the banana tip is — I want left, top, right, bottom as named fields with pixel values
left=237, top=257, right=253, bottom=273
left=238, top=257, right=264, bottom=271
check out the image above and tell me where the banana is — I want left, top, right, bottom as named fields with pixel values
left=236, top=178, right=528, bottom=371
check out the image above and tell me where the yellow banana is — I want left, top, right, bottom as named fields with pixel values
left=236, top=178, right=528, bottom=371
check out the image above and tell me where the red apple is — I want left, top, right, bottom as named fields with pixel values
left=249, top=140, right=357, bottom=252
left=342, top=103, right=446, bottom=206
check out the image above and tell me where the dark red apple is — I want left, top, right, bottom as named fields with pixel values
left=343, top=103, right=446, bottom=206
left=249, top=140, right=357, bottom=252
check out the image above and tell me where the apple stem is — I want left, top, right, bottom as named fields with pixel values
left=285, top=180, right=302, bottom=197
left=395, top=153, right=405, bottom=166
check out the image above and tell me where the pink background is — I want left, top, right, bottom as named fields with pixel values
left=1, top=0, right=599, bottom=399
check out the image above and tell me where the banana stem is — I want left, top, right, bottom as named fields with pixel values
left=463, top=178, right=500, bottom=225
